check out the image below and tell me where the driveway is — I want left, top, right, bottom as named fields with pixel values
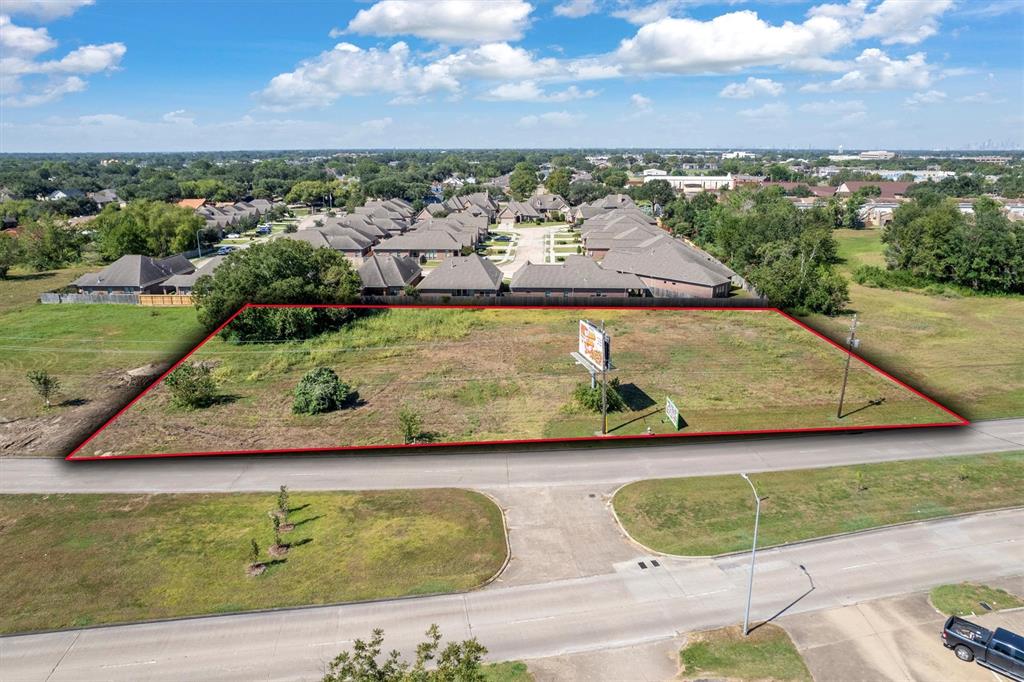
left=495, top=224, right=560, bottom=276
left=781, top=583, right=1024, bottom=682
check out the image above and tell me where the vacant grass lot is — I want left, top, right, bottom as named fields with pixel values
left=0, top=489, right=507, bottom=634
left=78, top=307, right=955, bottom=457
left=0, top=267, right=205, bottom=456
left=613, top=451, right=1024, bottom=556
left=930, top=583, right=1024, bottom=617
left=803, top=230, right=1024, bottom=420
left=680, top=624, right=811, bottom=682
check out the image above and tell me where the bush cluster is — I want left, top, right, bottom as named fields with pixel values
left=292, top=367, right=352, bottom=415
left=572, top=377, right=627, bottom=413
left=164, top=362, right=218, bottom=409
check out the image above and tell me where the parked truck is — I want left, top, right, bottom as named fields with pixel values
left=942, top=615, right=1024, bottom=680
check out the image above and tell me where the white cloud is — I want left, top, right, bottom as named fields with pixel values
left=3, top=75, right=84, bottom=107
left=361, top=117, right=394, bottom=131
left=0, top=14, right=125, bottom=107
left=162, top=109, right=194, bottom=125
left=631, top=93, right=653, bottom=110
left=483, top=80, right=597, bottom=102
left=801, top=49, right=933, bottom=92
left=904, top=89, right=946, bottom=106
left=258, top=42, right=458, bottom=110
left=612, top=10, right=850, bottom=74
left=517, top=111, right=582, bottom=127
left=554, top=0, right=597, bottom=18
left=856, top=0, right=953, bottom=45
left=957, top=91, right=1006, bottom=104
left=611, top=0, right=683, bottom=25
left=433, top=42, right=562, bottom=81
left=1, top=0, right=93, bottom=20
left=737, top=102, right=789, bottom=119
left=719, top=77, right=784, bottom=99
left=346, top=0, right=533, bottom=44
left=798, top=99, right=866, bottom=114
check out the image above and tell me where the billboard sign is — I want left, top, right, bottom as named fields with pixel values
left=666, top=397, right=682, bottom=431
left=578, top=319, right=610, bottom=372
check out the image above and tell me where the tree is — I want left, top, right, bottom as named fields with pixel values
left=27, top=369, right=60, bottom=408
left=600, top=169, right=628, bottom=188
left=322, top=625, right=487, bottom=682
left=18, top=217, right=85, bottom=270
left=0, top=232, right=20, bottom=279
left=246, top=539, right=263, bottom=575
left=572, top=377, right=627, bottom=413
left=277, top=485, right=290, bottom=519
left=635, top=179, right=675, bottom=207
left=191, top=239, right=361, bottom=333
left=91, top=201, right=205, bottom=261
left=566, top=181, right=610, bottom=206
left=544, top=167, right=572, bottom=198
left=508, top=163, right=539, bottom=200
left=398, top=407, right=422, bottom=444
left=163, top=362, right=218, bottom=409
left=292, top=367, right=353, bottom=415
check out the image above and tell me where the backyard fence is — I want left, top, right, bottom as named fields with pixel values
left=39, top=292, right=139, bottom=305
left=138, top=294, right=194, bottom=307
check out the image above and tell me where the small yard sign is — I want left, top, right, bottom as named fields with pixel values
left=665, top=397, right=682, bottom=431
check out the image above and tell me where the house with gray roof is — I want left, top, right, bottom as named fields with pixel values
left=497, top=200, right=543, bottom=227
left=88, top=189, right=122, bottom=208
left=510, top=256, right=646, bottom=298
left=72, top=254, right=194, bottom=294
left=357, top=254, right=422, bottom=295
left=529, top=193, right=570, bottom=219
left=162, top=255, right=225, bottom=294
left=372, top=230, right=463, bottom=261
left=601, top=235, right=735, bottom=298
left=443, top=192, right=500, bottom=222
left=416, top=254, right=503, bottom=297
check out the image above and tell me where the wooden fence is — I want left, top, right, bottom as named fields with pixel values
left=138, top=294, right=194, bottom=307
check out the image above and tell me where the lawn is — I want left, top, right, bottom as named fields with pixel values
left=0, top=266, right=205, bottom=456
left=802, top=229, right=1024, bottom=420
left=75, top=307, right=957, bottom=457
left=930, top=583, right=1024, bottom=617
left=0, top=489, right=508, bottom=634
left=612, top=451, right=1024, bottom=556
left=483, top=662, right=534, bottom=681
left=680, top=624, right=811, bottom=682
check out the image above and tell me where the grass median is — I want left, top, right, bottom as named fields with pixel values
left=680, top=624, right=811, bottom=682
left=613, top=452, right=1024, bottom=556
left=930, top=583, right=1024, bottom=617
left=0, top=489, right=507, bottom=634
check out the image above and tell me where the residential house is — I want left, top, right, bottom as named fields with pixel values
left=43, top=189, right=85, bottom=201
left=761, top=182, right=837, bottom=199
left=71, top=254, right=194, bottom=294
left=858, top=201, right=900, bottom=227
left=601, top=235, right=735, bottom=298
left=373, top=230, right=463, bottom=261
left=161, top=255, right=225, bottom=294
left=177, top=198, right=207, bottom=210
left=443, top=192, right=500, bottom=222
left=357, top=254, right=423, bottom=295
left=497, top=200, right=543, bottom=228
left=484, top=173, right=512, bottom=193
left=416, top=254, right=503, bottom=297
left=528, top=194, right=570, bottom=220
left=416, top=203, right=449, bottom=221
left=279, top=228, right=373, bottom=263
left=88, top=189, right=123, bottom=208
left=510, top=256, right=646, bottom=298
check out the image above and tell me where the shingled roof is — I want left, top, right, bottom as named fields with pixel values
left=357, top=254, right=422, bottom=290
left=416, top=254, right=503, bottom=293
left=72, top=254, right=194, bottom=289
left=510, top=256, right=645, bottom=293
left=602, top=236, right=735, bottom=287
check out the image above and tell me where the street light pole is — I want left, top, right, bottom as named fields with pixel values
left=740, top=473, right=763, bottom=636
left=837, top=314, right=859, bottom=419
left=195, top=229, right=203, bottom=258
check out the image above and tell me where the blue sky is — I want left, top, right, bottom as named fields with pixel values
left=1, top=0, right=1022, bottom=152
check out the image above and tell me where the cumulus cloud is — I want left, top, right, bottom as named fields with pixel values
left=0, top=14, right=125, bottom=107
left=719, top=77, right=784, bottom=99
left=737, top=102, right=789, bottom=119
left=857, top=0, right=953, bottom=45
left=361, top=117, right=394, bottom=131
left=612, top=10, right=849, bottom=74
left=631, top=93, right=653, bottom=110
left=483, top=80, right=597, bottom=102
left=258, top=42, right=457, bottom=110
left=517, top=111, right=582, bottom=127
left=554, top=0, right=598, bottom=18
left=611, top=0, right=684, bottom=25
left=801, top=49, right=933, bottom=92
left=162, top=109, right=195, bottom=125
left=346, top=0, right=533, bottom=44
left=433, top=42, right=562, bottom=81
left=904, top=89, right=947, bottom=106
left=957, top=91, right=1006, bottom=104
left=798, top=99, right=866, bottom=114
left=2, top=0, right=94, bottom=20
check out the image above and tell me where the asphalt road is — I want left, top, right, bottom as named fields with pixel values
left=2, top=509, right=1020, bottom=681
left=2, top=418, right=1021, bottom=494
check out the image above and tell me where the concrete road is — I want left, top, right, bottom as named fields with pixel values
left=2, top=510, right=1020, bottom=681
left=495, top=224, right=559, bottom=276
left=782, top=586, right=1024, bottom=682
left=3, top=419, right=1021, bottom=495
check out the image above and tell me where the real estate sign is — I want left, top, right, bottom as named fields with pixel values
left=665, top=397, right=682, bottom=431
left=578, top=319, right=610, bottom=372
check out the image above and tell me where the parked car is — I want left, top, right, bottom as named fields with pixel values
left=491, top=235, right=511, bottom=242
left=226, top=232, right=240, bottom=239
left=216, top=246, right=235, bottom=256
left=255, top=226, right=271, bottom=235
left=942, top=616, right=1024, bottom=680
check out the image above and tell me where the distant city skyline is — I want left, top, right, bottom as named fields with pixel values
left=1, top=0, right=1022, bottom=152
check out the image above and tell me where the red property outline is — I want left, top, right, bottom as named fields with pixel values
left=66, top=303, right=968, bottom=461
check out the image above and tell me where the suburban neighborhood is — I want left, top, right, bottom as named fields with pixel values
left=1, top=0, right=1023, bottom=681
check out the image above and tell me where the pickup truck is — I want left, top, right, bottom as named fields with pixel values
left=942, top=615, right=1024, bottom=680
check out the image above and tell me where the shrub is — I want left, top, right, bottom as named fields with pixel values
left=27, top=369, right=61, bottom=408
left=292, top=367, right=352, bottom=415
left=573, top=377, right=627, bottom=413
left=163, top=362, right=218, bottom=409
left=398, top=407, right=422, bottom=444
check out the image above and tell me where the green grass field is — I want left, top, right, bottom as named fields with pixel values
left=680, top=624, right=811, bottom=682
left=77, top=307, right=955, bottom=457
left=0, top=489, right=507, bottom=634
left=483, top=662, right=534, bottom=681
left=930, top=583, right=1024, bottom=617
left=803, top=230, right=1024, bottom=420
left=612, top=452, right=1024, bottom=556
left=0, top=267, right=205, bottom=455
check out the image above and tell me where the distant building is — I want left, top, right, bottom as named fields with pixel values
left=416, top=254, right=503, bottom=297
left=72, top=254, right=194, bottom=294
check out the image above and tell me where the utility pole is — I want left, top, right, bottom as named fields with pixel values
left=600, top=320, right=608, bottom=435
left=740, top=473, right=765, bottom=637
left=195, top=229, right=203, bottom=258
left=836, top=314, right=859, bottom=419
